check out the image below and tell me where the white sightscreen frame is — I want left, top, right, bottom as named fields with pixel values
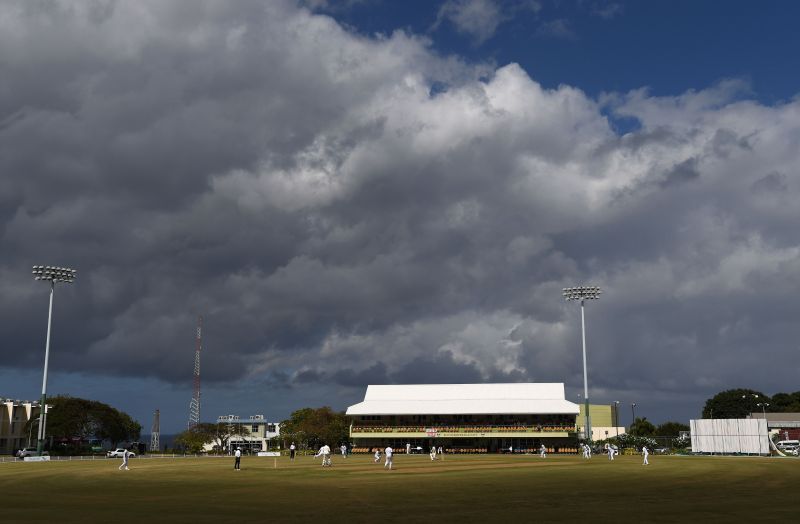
left=690, top=418, right=769, bottom=454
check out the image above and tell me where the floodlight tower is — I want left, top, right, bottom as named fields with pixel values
left=188, top=316, right=202, bottom=429
left=32, top=265, right=77, bottom=456
left=563, top=285, right=601, bottom=442
left=150, top=409, right=160, bottom=452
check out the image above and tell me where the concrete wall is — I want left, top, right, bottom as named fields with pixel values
left=584, top=427, right=627, bottom=441
left=577, top=404, right=618, bottom=428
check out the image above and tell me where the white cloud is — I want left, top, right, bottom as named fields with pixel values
left=2, top=0, right=800, bottom=418
left=435, top=0, right=506, bottom=43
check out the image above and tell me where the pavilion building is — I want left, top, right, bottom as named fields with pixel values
left=346, top=383, right=580, bottom=453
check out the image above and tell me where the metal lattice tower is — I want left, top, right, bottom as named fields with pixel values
left=188, top=316, right=202, bottom=429
left=150, top=409, right=160, bottom=452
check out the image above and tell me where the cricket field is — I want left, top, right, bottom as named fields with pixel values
left=1, top=453, right=797, bottom=522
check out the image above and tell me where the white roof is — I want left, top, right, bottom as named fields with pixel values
left=345, top=383, right=579, bottom=416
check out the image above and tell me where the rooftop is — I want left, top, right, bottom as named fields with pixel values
left=346, top=383, right=579, bottom=416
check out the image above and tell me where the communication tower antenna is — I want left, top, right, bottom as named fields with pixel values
left=188, top=316, right=202, bottom=429
left=150, top=409, right=160, bottom=452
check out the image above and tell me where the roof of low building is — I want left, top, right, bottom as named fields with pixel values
left=345, top=383, right=579, bottom=416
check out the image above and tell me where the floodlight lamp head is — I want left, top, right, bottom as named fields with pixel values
left=563, top=285, right=602, bottom=301
left=32, top=265, right=77, bottom=284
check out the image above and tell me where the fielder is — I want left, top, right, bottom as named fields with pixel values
left=539, top=444, right=546, bottom=458
left=429, top=445, right=437, bottom=461
left=406, top=442, right=411, bottom=455
left=642, top=446, right=649, bottom=465
left=289, top=442, right=296, bottom=460
left=606, top=443, right=615, bottom=461
left=384, top=445, right=394, bottom=470
left=315, top=444, right=332, bottom=467
left=374, top=448, right=381, bottom=463
left=582, top=444, right=590, bottom=459
left=234, top=447, right=241, bottom=470
left=340, top=444, right=348, bottom=459
left=119, top=449, right=130, bottom=471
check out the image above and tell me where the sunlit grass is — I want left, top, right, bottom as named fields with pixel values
left=1, top=453, right=796, bottom=522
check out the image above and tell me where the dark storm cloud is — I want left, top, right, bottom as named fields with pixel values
left=659, top=158, right=699, bottom=188
left=751, top=172, right=788, bottom=194
left=2, top=0, right=800, bottom=419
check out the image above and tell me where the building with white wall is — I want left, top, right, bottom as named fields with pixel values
left=0, top=397, right=43, bottom=455
left=216, top=414, right=281, bottom=453
left=346, top=383, right=580, bottom=453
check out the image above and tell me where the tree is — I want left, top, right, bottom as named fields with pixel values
left=672, top=435, right=690, bottom=449
left=174, top=422, right=249, bottom=454
left=629, top=417, right=656, bottom=436
left=94, top=404, right=141, bottom=445
left=702, top=388, right=770, bottom=418
left=655, top=421, right=689, bottom=437
left=206, top=422, right=250, bottom=452
left=280, top=407, right=349, bottom=450
left=174, top=427, right=209, bottom=454
left=770, top=392, right=800, bottom=413
left=29, top=395, right=141, bottom=450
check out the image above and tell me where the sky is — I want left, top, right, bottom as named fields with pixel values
left=1, top=0, right=799, bottom=434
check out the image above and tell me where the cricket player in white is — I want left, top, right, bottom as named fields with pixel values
left=340, top=444, right=347, bottom=458
left=384, top=446, right=393, bottom=470
left=406, top=442, right=411, bottom=455
left=642, top=446, right=649, bottom=465
left=582, top=444, right=589, bottom=459
left=374, top=448, right=381, bottom=462
left=607, top=443, right=615, bottom=461
left=429, top=445, right=436, bottom=461
left=315, top=444, right=332, bottom=467
left=119, top=449, right=130, bottom=471
left=587, top=444, right=592, bottom=458
left=234, top=447, right=241, bottom=470
left=539, top=444, right=546, bottom=458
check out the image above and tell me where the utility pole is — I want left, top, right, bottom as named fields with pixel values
left=150, top=409, right=160, bottom=452
left=188, top=316, right=202, bottom=429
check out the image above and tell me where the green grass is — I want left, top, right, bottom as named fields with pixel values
left=1, top=454, right=796, bottom=523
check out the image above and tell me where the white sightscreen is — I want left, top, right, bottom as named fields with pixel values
left=690, top=418, right=768, bottom=454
